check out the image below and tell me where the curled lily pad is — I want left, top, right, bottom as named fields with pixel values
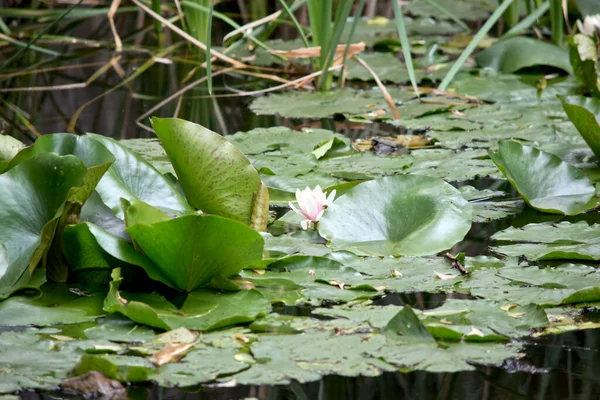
left=489, top=140, right=597, bottom=215
left=88, top=134, right=191, bottom=219
left=560, top=95, right=600, bottom=159
left=0, top=153, right=89, bottom=297
left=151, top=118, right=268, bottom=230
left=126, top=213, right=264, bottom=291
left=318, top=176, right=473, bottom=256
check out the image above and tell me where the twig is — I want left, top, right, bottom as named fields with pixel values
left=444, top=253, right=468, bottom=275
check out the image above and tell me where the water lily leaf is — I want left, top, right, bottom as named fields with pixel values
left=0, top=330, right=83, bottom=393
left=227, top=126, right=349, bottom=155
left=151, top=117, right=266, bottom=227
left=420, top=299, right=548, bottom=341
left=560, top=95, right=600, bottom=159
left=104, top=269, right=271, bottom=331
left=406, top=148, right=500, bottom=181
left=119, top=138, right=175, bottom=176
left=318, top=176, right=473, bottom=256
left=0, top=153, right=89, bottom=298
left=384, top=306, right=436, bottom=344
left=317, top=152, right=413, bottom=179
left=343, top=53, right=450, bottom=84
left=73, top=354, right=155, bottom=382
left=250, top=153, right=317, bottom=176
left=0, top=283, right=104, bottom=326
left=87, top=134, right=191, bottom=219
left=568, top=34, right=600, bottom=97
left=63, top=222, right=176, bottom=289
left=491, top=221, right=600, bottom=261
left=475, top=37, right=572, bottom=74
left=489, top=141, right=596, bottom=215
left=127, top=214, right=264, bottom=291
left=4, top=133, right=115, bottom=204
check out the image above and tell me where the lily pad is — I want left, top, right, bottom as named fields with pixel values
left=88, top=134, right=191, bottom=219
left=560, top=95, right=600, bottom=159
left=104, top=269, right=271, bottom=331
left=475, top=37, right=572, bottom=74
left=126, top=213, right=264, bottom=291
left=0, top=153, right=89, bottom=298
left=151, top=118, right=266, bottom=227
left=227, top=126, right=350, bottom=155
left=489, top=141, right=597, bottom=215
left=319, top=176, right=473, bottom=256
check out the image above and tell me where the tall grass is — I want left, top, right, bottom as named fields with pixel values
left=306, top=0, right=355, bottom=90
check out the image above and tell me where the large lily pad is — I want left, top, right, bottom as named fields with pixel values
left=126, top=213, right=264, bottom=291
left=88, top=134, right=191, bottom=219
left=489, top=141, right=596, bottom=215
left=475, top=37, right=572, bottom=74
left=0, top=153, right=89, bottom=298
left=151, top=118, right=266, bottom=228
left=318, top=176, right=473, bottom=256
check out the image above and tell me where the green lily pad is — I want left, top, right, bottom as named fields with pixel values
left=0, top=284, right=104, bottom=326
left=318, top=176, right=473, bottom=256
left=4, top=133, right=114, bottom=205
left=0, top=153, right=89, bottom=298
left=63, top=222, right=176, bottom=289
left=104, top=269, right=271, bottom=331
left=317, top=152, right=413, bottom=179
left=126, top=213, right=264, bottom=291
left=0, top=330, right=83, bottom=393
left=475, top=37, right=572, bottom=74
left=560, top=95, right=600, bottom=159
left=227, top=126, right=350, bottom=155
left=489, top=140, right=597, bottom=215
left=151, top=117, right=266, bottom=227
left=119, top=138, right=175, bottom=176
left=88, top=134, right=191, bottom=219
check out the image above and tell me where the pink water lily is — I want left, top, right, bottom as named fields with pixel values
left=289, top=185, right=336, bottom=230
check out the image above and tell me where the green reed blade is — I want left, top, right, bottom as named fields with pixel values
left=392, top=0, right=420, bottom=97
left=438, top=0, right=516, bottom=92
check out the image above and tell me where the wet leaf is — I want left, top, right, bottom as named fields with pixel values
left=151, top=117, right=264, bottom=226
left=489, top=141, right=597, bottom=215
left=319, top=176, right=473, bottom=256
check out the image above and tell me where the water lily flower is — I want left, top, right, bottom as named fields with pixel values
left=289, top=185, right=336, bottom=230
left=577, top=14, right=600, bottom=36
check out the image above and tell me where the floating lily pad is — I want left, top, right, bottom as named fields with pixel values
left=475, top=37, right=572, bottom=74
left=319, top=176, right=473, bottom=256
left=489, top=141, right=597, bottom=215
left=104, top=269, right=271, bottom=331
left=227, top=126, right=350, bottom=155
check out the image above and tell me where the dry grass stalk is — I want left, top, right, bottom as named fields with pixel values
left=353, top=56, right=401, bottom=120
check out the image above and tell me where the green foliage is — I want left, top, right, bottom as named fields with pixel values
left=561, top=95, right=600, bottom=159
left=318, top=176, right=473, bottom=256
left=489, top=140, right=597, bottom=215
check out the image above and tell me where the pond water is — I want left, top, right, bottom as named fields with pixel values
left=3, top=6, right=600, bottom=399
